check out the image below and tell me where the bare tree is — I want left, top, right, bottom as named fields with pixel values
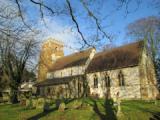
left=0, top=4, right=39, bottom=103
left=126, top=16, right=160, bottom=61
left=126, top=16, right=160, bottom=88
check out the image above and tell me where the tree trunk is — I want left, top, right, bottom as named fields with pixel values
left=10, top=90, right=18, bottom=104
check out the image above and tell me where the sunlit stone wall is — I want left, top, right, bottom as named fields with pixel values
left=139, top=48, right=159, bottom=100
left=87, top=66, right=141, bottom=99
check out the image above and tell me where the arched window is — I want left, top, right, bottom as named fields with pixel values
left=93, top=74, right=98, bottom=88
left=47, top=87, right=51, bottom=95
left=61, top=72, right=63, bottom=77
left=105, top=73, right=110, bottom=87
left=118, top=70, right=125, bottom=86
left=71, top=69, right=73, bottom=75
left=78, top=82, right=81, bottom=93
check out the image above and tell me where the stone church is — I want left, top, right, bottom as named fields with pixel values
left=36, top=38, right=159, bottom=100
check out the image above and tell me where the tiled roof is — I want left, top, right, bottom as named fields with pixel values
left=49, top=48, right=93, bottom=71
left=35, top=75, right=83, bottom=86
left=87, top=41, right=144, bottom=73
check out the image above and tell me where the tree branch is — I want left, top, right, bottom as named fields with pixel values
left=80, top=0, right=112, bottom=42
left=15, top=0, right=33, bottom=31
left=30, top=0, right=55, bottom=15
left=66, top=0, right=91, bottom=46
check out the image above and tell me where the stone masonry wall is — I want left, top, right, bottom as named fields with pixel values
left=38, top=39, right=64, bottom=82
left=139, top=48, right=159, bottom=99
left=39, top=76, right=84, bottom=99
left=87, top=66, right=141, bottom=100
left=47, top=66, right=85, bottom=79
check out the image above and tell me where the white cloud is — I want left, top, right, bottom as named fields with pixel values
left=37, top=17, right=81, bottom=55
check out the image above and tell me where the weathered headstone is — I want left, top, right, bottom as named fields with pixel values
left=36, top=98, right=45, bottom=109
left=58, top=102, right=65, bottom=112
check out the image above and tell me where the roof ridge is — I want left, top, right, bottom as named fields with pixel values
left=56, top=47, right=94, bottom=60
left=95, top=40, right=144, bottom=56
left=87, top=40, right=144, bottom=73
left=49, top=47, right=94, bottom=72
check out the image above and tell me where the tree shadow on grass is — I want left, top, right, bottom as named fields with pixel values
left=91, top=98, right=117, bottom=120
left=27, top=98, right=76, bottom=120
left=150, top=112, right=160, bottom=120
left=142, top=109, right=160, bottom=120
left=129, top=104, right=160, bottom=120
left=27, top=107, right=57, bottom=120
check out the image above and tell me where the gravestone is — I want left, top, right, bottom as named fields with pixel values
left=58, top=102, right=65, bottom=112
left=36, top=98, right=45, bottom=109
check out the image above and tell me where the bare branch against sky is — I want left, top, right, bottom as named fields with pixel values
left=0, top=0, right=159, bottom=51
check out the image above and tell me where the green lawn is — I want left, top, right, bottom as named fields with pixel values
left=0, top=99, right=160, bottom=120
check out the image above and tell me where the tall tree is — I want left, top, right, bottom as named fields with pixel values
left=0, top=4, right=39, bottom=103
left=155, top=58, right=160, bottom=90
left=126, top=16, right=160, bottom=86
left=126, top=16, right=160, bottom=61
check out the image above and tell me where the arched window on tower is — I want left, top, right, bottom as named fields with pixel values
left=118, top=70, right=125, bottom=86
left=93, top=74, right=98, bottom=88
left=105, top=72, right=111, bottom=87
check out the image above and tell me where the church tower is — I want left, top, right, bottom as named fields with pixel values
left=38, top=38, right=64, bottom=82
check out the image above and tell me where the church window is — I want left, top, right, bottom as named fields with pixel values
left=61, top=72, right=62, bottom=77
left=78, top=82, right=81, bottom=93
left=73, top=79, right=76, bottom=86
left=94, top=74, right=98, bottom=88
left=71, top=69, right=73, bottom=75
left=47, top=87, right=51, bottom=95
left=118, top=70, right=125, bottom=86
left=105, top=73, right=111, bottom=87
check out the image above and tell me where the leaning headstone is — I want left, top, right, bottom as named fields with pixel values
left=58, top=102, right=65, bottom=112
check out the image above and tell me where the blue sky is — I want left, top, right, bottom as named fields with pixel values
left=12, top=0, right=159, bottom=55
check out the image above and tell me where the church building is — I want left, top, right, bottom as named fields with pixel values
left=36, top=38, right=159, bottom=100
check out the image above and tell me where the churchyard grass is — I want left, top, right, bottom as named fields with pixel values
left=0, top=99, right=160, bottom=120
